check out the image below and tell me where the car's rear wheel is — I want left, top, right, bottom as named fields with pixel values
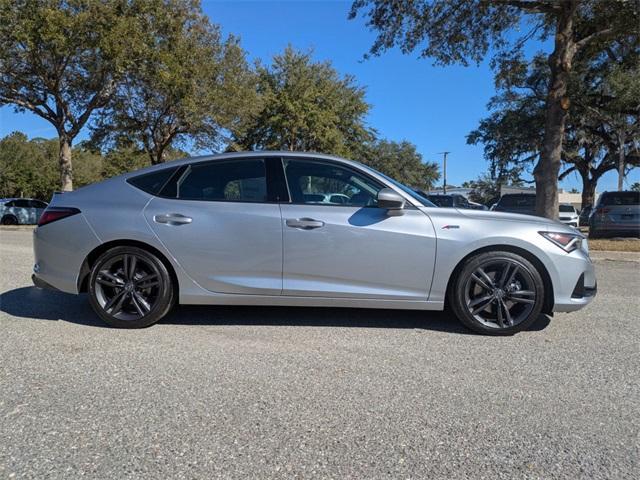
left=88, top=246, right=174, bottom=328
left=449, top=251, right=545, bottom=335
left=1, top=215, right=18, bottom=225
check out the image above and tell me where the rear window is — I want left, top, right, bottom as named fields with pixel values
left=559, top=205, right=575, bottom=212
left=128, top=168, right=178, bottom=195
left=600, top=192, right=640, bottom=206
left=498, top=195, right=536, bottom=207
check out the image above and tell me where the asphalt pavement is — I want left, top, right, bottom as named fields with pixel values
left=1, top=229, right=639, bottom=479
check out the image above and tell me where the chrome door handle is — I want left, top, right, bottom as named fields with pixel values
left=154, top=213, right=193, bottom=225
left=286, top=218, right=325, bottom=230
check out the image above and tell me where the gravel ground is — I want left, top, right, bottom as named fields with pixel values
left=1, top=229, right=639, bottom=479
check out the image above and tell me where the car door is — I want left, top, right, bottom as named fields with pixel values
left=13, top=199, right=32, bottom=224
left=143, top=157, right=283, bottom=295
left=280, top=157, right=436, bottom=300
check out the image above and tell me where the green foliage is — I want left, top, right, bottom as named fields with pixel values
left=0, top=133, right=183, bottom=200
left=631, top=182, right=640, bottom=192
left=0, top=0, right=156, bottom=190
left=361, top=139, right=439, bottom=190
left=0, top=132, right=57, bottom=199
left=350, top=0, right=640, bottom=218
left=91, top=1, right=257, bottom=164
left=232, top=47, right=374, bottom=157
left=462, top=172, right=523, bottom=206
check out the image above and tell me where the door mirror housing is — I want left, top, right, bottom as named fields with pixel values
left=377, top=188, right=406, bottom=214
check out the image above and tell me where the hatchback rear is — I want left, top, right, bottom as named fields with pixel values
left=589, top=191, right=640, bottom=238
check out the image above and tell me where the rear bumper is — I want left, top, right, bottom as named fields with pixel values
left=32, top=273, right=60, bottom=291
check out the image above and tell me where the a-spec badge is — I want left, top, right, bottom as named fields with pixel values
left=442, top=225, right=460, bottom=229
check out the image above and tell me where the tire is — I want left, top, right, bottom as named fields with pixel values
left=1, top=215, right=18, bottom=225
left=589, top=227, right=602, bottom=239
left=88, top=246, right=174, bottom=328
left=448, top=251, right=545, bottom=335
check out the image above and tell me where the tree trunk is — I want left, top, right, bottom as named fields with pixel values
left=617, top=132, right=626, bottom=191
left=580, top=173, right=597, bottom=210
left=59, top=135, right=73, bottom=191
left=534, top=1, right=578, bottom=219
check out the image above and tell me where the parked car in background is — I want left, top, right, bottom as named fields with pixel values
left=0, top=198, right=48, bottom=225
left=589, top=191, right=640, bottom=238
left=423, top=193, right=476, bottom=209
left=303, top=193, right=351, bottom=205
left=558, top=204, right=579, bottom=228
left=467, top=201, right=489, bottom=211
left=493, top=193, right=537, bottom=216
left=579, top=206, right=593, bottom=227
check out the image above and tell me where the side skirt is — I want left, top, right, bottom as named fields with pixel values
left=179, top=292, right=444, bottom=311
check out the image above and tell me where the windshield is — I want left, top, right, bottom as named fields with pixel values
left=559, top=205, right=575, bottom=212
left=358, top=164, right=437, bottom=207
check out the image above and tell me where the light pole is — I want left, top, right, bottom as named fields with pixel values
left=438, top=151, right=450, bottom=194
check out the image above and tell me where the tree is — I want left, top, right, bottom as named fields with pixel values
left=631, top=182, right=640, bottom=192
left=361, top=139, right=439, bottom=190
left=91, top=3, right=257, bottom=165
left=350, top=0, right=639, bottom=219
left=0, top=0, right=154, bottom=190
left=0, top=132, right=102, bottom=199
left=462, top=171, right=524, bottom=206
left=232, top=46, right=374, bottom=157
left=469, top=43, right=639, bottom=210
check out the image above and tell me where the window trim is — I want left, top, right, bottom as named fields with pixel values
left=279, top=156, right=393, bottom=209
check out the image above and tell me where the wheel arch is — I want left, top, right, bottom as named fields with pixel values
left=444, top=244, right=554, bottom=315
left=78, top=239, right=179, bottom=297
left=1, top=214, right=19, bottom=225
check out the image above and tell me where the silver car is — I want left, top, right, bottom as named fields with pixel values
left=1, top=198, right=48, bottom=225
left=32, top=152, right=597, bottom=334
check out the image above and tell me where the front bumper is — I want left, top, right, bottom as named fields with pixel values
left=550, top=248, right=597, bottom=313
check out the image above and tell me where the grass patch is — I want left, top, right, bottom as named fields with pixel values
left=588, top=239, right=640, bottom=252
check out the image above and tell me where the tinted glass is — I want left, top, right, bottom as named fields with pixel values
left=284, top=159, right=383, bottom=206
left=499, top=195, right=536, bottom=207
left=4, top=200, right=15, bottom=207
left=14, top=199, right=30, bottom=208
left=178, top=159, right=267, bottom=202
left=559, top=205, right=575, bottom=212
left=29, top=200, right=47, bottom=208
left=600, top=192, right=639, bottom=206
left=128, top=168, right=177, bottom=195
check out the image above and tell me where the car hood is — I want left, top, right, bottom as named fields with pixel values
left=421, top=206, right=573, bottom=230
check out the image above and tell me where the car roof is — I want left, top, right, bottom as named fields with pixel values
left=123, top=151, right=364, bottom=177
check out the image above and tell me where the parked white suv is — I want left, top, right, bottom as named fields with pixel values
left=559, top=204, right=579, bottom=228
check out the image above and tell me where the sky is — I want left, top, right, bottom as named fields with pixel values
left=0, top=0, right=637, bottom=191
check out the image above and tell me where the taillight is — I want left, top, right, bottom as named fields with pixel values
left=38, top=207, right=81, bottom=226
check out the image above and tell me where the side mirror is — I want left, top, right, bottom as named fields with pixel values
left=377, top=188, right=406, bottom=214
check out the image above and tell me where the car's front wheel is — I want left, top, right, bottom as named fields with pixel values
left=88, top=246, right=174, bottom=328
left=449, top=251, right=545, bottom=335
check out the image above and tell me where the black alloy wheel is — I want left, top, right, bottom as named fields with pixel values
left=450, top=251, right=545, bottom=335
left=88, top=246, right=174, bottom=328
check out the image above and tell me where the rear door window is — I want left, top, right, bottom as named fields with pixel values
left=177, top=159, right=267, bottom=202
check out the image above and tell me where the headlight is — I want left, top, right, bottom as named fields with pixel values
left=539, top=231, right=583, bottom=253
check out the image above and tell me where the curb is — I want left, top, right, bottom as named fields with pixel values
left=590, top=251, right=640, bottom=263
